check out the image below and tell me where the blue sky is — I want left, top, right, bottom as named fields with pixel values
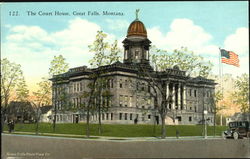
left=1, top=2, right=249, bottom=91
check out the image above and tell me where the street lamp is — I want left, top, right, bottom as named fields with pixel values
left=204, top=110, right=208, bottom=139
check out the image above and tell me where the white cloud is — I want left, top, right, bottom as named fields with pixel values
left=166, top=19, right=212, bottom=50
left=105, top=19, right=129, bottom=31
left=219, top=27, right=249, bottom=77
left=2, top=17, right=248, bottom=93
left=148, top=18, right=218, bottom=56
left=224, top=27, right=249, bottom=56
left=2, top=18, right=117, bottom=92
left=51, top=18, right=101, bottom=47
left=147, top=19, right=249, bottom=77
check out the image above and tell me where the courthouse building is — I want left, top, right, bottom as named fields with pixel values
left=50, top=14, right=216, bottom=125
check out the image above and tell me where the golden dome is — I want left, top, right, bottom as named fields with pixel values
left=127, top=20, right=147, bottom=37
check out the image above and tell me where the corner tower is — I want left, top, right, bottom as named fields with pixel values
left=123, top=9, right=151, bottom=67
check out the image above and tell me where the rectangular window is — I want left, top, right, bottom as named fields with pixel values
left=78, top=98, right=80, bottom=107
left=130, top=114, right=133, bottom=120
left=106, top=97, right=109, bottom=107
left=78, top=98, right=81, bottom=107
left=80, top=83, right=83, bottom=91
left=119, top=113, right=122, bottom=120
left=108, top=97, right=112, bottom=107
left=76, top=98, right=78, bottom=107
left=148, top=115, right=151, bottom=119
left=146, top=50, right=149, bottom=60
left=111, top=113, right=113, bottom=120
left=189, top=116, right=192, bottom=122
left=141, top=83, right=145, bottom=91
left=124, top=96, right=128, bottom=107
left=107, top=79, right=110, bottom=88
left=189, top=89, right=192, bottom=96
left=130, top=96, right=133, bottom=107
left=135, top=50, right=139, bottom=59
left=106, top=113, right=109, bottom=120
left=77, top=83, right=79, bottom=92
left=119, top=95, right=123, bottom=107
left=177, top=116, right=182, bottom=121
left=102, top=97, right=105, bottom=106
left=194, top=90, right=197, bottom=97
left=111, top=79, right=113, bottom=88
left=119, top=79, right=123, bottom=88
left=74, top=83, right=76, bottom=93
left=125, top=113, right=127, bottom=120
left=125, top=50, right=128, bottom=59
left=125, top=80, right=128, bottom=87
left=102, top=114, right=105, bottom=120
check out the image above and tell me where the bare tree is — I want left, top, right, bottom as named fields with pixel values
left=137, top=65, right=173, bottom=139
left=1, top=58, right=24, bottom=132
left=31, top=78, right=51, bottom=134
left=49, top=55, right=69, bottom=132
left=83, top=31, right=120, bottom=136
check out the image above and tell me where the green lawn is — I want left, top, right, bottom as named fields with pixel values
left=3, top=123, right=227, bottom=137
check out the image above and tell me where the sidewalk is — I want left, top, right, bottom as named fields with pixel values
left=2, top=131, right=222, bottom=141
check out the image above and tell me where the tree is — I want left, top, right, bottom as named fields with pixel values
left=150, top=46, right=213, bottom=78
left=7, top=101, right=35, bottom=124
left=233, top=73, right=249, bottom=115
left=139, top=46, right=213, bottom=138
left=14, top=77, right=30, bottom=125
left=84, top=31, right=121, bottom=136
left=137, top=65, right=172, bottom=139
left=15, top=77, right=29, bottom=102
left=31, top=78, right=51, bottom=134
left=210, top=90, right=224, bottom=136
left=211, top=74, right=240, bottom=121
left=49, top=55, right=69, bottom=132
left=106, top=40, right=122, bottom=65
left=1, top=58, right=24, bottom=132
left=49, top=55, right=69, bottom=76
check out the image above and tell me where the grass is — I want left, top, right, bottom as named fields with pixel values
left=3, top=123, right=227, bottom=137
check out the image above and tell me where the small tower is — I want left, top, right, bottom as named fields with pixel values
left=123, top=9, right=151, bottom=66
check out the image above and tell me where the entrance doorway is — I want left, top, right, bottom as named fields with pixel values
left=155, top=116, right=159, bottom=125
left=73, top=114, right=79, bottom=123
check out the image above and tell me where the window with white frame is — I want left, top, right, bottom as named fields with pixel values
left=129, top=96, right=133, bottom=107
left=119, top=95, right=123, bottom=107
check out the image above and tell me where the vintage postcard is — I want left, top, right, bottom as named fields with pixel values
left=1, top=1, right=249, bottom=159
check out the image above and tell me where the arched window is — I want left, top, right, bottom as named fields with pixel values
left=135, top=50, right=139, bottom=59
left=145, top=50, right=149, bottom=60
left=124, top=50, right=128, bottom=60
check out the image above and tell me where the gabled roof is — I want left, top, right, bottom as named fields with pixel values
left=40, top=105, right=52, bottom=114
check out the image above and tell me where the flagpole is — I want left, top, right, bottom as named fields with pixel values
left=219, top=47, right=223, bottom=126
left=219, top=48, right=223, bottom=95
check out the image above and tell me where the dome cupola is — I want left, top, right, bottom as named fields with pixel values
left=123, top=9, right=151, bottom=69
left=127, top=9, right=147, bottom=38
left=127, top=20, right=147, bottom=37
